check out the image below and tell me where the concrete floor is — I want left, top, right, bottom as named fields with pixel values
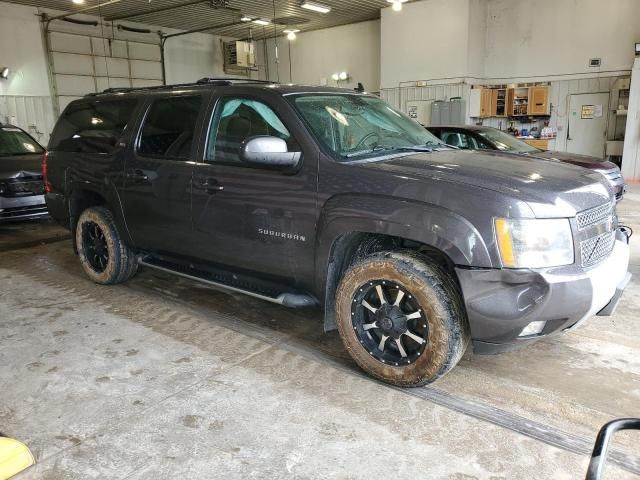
left=1, top=192, right=639, bottom=479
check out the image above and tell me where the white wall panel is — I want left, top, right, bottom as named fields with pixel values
left=54, top=74, right=96, bottom=96
left=52, top=52, right=94, bottom=76
left=131, top=79, right=163, bottom=88
left=128, top=42, right=161, bottom=61
left=50, top=32, right=92, bottom=55
left=94, top=57, right=130, bottom=78
left=130, top=60, right=163, bottom=80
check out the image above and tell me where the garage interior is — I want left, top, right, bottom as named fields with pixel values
left=1, top=0, right=640, bottom=478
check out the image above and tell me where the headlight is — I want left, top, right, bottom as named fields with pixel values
left=495, top=218, right=574, bottom=268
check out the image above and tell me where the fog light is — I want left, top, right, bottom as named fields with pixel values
left=519, top=320, right=546, bottom=337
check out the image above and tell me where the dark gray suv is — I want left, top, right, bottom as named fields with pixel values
left=0, top=123, right=48, bottom=222
left=44, top=79, right=631, bottom=386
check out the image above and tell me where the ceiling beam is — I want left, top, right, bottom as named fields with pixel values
left=106, top=0, right=239, bottom=22
left=45, top=0, right=124, bottom=22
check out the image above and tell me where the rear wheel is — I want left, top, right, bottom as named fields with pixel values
left=335, top=251, right=469, bottom=386
left=76, top=206, right=138, bottom=285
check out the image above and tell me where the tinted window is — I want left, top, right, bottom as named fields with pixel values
left=139, top=96, right=202, bottom=159
left=49, top=99, right=137, bottom=154
left=0, top=127, right=45, bottom=156
left=441, top=131, right=479, bottom=149
left=207, top=98, right=292, bottom=163
left=476, top=128, right=539, bottom=153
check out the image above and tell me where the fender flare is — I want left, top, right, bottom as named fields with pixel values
left=314, top=195, right=492, bottom=331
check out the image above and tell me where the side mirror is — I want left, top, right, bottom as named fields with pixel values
left=586, top=418, right=640, bottom=480
left=240, top=136, right=301, bottom=168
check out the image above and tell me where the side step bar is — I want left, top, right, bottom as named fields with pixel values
left=138, top=259, right=317, bottom=308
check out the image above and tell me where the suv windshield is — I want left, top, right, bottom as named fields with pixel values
left=0, top=127, right=45, bottom=156
left=477, top=129, right=539, bottom=154
left=291, top=94, right=444, bottom=161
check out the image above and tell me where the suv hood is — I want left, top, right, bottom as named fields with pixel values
left=0, top=153, right=44, bottom=178
left=354, top=149, right=612, bottom=217
left=529, top=150, right=618, bottom=171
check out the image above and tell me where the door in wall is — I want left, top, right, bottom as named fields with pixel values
left=567, top=93, right=609, bottom=159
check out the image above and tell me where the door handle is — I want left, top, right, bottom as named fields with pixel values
left=126, top=169, right=149, bottom=182
left=194, top=178, right=224, bottom=194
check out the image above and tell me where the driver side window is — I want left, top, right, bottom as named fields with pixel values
left=207, top=98, right=293, bottom=164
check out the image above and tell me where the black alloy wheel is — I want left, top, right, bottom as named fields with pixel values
left=351, top=280, right=428, bottom=366
left=82, top=221, right=109, bottom=273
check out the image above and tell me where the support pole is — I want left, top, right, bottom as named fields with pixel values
left=622, top=57, right=640, bottom=181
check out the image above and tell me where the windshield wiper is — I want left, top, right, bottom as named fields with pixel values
left=345, top=141, right=448, bottom=158
left=345, top=145, right=395, bottom=158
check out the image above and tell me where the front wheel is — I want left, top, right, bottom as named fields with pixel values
left=76, top=206, right=138, bottom=285
left=335, top=251, right=469, bottom=387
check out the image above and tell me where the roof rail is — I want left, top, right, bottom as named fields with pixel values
left=83, top=78, right=277, bottom=97
left=196, top=77, right=276, bottom=85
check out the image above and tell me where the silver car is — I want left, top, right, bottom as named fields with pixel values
left=0, top=123, right=48, bottom=222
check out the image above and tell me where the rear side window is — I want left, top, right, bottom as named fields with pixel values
left=138, top=96, right=203, bottom=159
left=49, top=99, right=138, bottom=154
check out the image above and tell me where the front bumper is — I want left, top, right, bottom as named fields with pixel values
left=0, top=194, right=48, bottom=223
left=456, top=229, right=631, bottom=354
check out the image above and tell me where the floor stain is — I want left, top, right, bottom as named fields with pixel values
left=181, top=415, right=204, bottom=429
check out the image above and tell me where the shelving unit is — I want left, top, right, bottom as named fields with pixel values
left=511, top=87, right=530, bottom=117
left=472, top=84, right=550, bottom=119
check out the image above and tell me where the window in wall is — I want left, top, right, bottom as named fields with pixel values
left=207, top=98, right=293, bottom=163
left=139, top=96, right=203, bottom=159
left=49, top=99, right=138, bottom=154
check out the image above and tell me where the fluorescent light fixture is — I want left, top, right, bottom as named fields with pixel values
left=300, top=2, right=331, bottom=14
left=252, top=19, right=270, bottom=26
left=0, top=67, right=9, bottom=79
left=240, top=16, right=252, bottom=22
left=387, top=0, right=407, bottom=11
left=72, top=0, right=85, bottom=4
left=284, top=29, right=300, bottom=40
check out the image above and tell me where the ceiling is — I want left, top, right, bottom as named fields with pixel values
left=5, top=0, right=395, bottom=39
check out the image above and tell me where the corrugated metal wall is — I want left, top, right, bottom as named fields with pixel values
left=0, top=95, right=56, bottom=147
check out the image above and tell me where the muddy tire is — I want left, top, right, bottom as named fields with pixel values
left=335, top=250, right=469, bottom=387
left=75, top=206, right=138, bottom=285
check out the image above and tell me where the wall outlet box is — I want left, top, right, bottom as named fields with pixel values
left=589, top=58, right=602, bottom=67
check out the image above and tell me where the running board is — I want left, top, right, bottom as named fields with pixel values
left=138, top=259, right=317, bottom=308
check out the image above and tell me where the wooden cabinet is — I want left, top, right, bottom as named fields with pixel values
left=506, top=88, right=515, bottom=116
left=480, top=89, right=492, bottom=117
left=470, top=88, right=493, bottom=118
left=528, top=86, right=550, bottom=116
left=471, top=85, right=549, bottom=118
left=493, top=88, right=506, bottom=117
left=523, top=139, right=550, bottom=150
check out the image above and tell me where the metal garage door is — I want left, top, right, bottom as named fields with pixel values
left=47, top=30, right=163, bottom=115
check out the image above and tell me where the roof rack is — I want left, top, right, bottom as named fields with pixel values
left=196, top=77, right=275, bottom=85
left=84, top=77, right=277, bottom=97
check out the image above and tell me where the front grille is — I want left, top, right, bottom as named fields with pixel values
left=581, top=231, right=616, bottom=267
left=0, top=204, right=48, bottom=219
left=576, top=202, right=613, bottom=230
left=576, top=202, right=617, bottom=267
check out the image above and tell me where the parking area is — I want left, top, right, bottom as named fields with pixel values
left=0, top=189, right=638, bottom=479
